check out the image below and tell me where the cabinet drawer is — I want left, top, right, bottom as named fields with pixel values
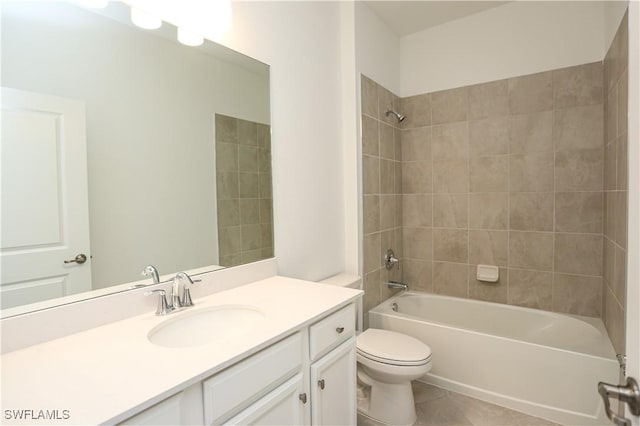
left=309, top=304, right=355, bottom=361
left=203, top=332, right=302, bottom=425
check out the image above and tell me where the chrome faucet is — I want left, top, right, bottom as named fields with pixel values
left=387, top=280, right=409, bottom=291
left=171, top=272, right=195, bottom=309
left=142, top=265, right=160, bottom=284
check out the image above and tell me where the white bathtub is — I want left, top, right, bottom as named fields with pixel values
left=368, top=292, right=619, bottom=425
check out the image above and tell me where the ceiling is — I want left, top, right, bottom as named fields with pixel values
left=363, top=1, right=511, bottom=37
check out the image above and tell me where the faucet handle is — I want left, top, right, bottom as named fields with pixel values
left=144, top=289, right=172, bottom=316
left=176, top=272, right=196, bottom=307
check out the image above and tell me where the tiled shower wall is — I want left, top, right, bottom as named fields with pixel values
left=602, top=12, right=628, bottom=355
left=361, top=56, right=615, bottom=321
left=215, top=114, right=274, bottom=267
left=361, top=79, right=404, bottom=327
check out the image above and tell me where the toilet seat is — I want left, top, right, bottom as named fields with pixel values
left=356, top=329, right=431, bottom=367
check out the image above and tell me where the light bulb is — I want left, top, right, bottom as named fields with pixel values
left=177, top=27, right=204, bottom=47
left=130, top=7, right=162, bottom=30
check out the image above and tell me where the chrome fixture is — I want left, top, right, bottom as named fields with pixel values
left=64, top=254, right=88, bottom=264
left=385, top=110, right=406, bottom=123
left=142, top=265, right=160, bottom=284
left=172, top=272, right=196, bottom=309
left=598, top=377, right=640, bottom=426
left=384, top=249, right=400, bottom=270
left=144, top=289, right=172, bottom=316
left=391, top=302, right=398, bottom=312
left=387, top=280, right=408, bottom=291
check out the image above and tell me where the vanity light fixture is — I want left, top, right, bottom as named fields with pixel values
left=130, top=7, right=162, bottom=30
left=177, top=27, right=204, bottom=47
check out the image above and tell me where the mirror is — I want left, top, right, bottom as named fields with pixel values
left=0, top=1, right=273, bottom=317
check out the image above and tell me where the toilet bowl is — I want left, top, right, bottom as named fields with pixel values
left=356, top=328, right=432, bottom=426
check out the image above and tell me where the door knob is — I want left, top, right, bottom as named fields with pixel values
left=64, top=254, right=87, bottom=264
left=598, top=377, right=640, bottom=426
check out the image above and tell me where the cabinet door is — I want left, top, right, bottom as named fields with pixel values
left=119, top=393, right=182, bottom=425
left=310, top=337, right=356, bottom=426
left=224, top=373, right=306, bottom=426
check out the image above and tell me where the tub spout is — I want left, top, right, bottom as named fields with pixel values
left=387, top=280, right=408, bottom=291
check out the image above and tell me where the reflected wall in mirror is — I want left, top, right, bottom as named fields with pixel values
left=0, top=1, right=273, bottom=316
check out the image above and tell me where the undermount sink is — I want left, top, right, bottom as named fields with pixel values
left=148, top=305, right=265, bottom=348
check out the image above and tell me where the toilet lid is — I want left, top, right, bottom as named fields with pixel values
left=357, top=329, right=431, bottom=366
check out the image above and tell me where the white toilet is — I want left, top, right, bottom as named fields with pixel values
left=356, top=328, right=432, bottom=426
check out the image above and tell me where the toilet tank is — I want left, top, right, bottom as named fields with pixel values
left=318, top=274, right=363, bottom=331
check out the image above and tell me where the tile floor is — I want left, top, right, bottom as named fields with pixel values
left=357, top=382, right=560, bottom=426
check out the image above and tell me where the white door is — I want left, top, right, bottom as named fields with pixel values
left=310, top=338, right=357, bottom=426
left=1, top=87, right=92, bottom=310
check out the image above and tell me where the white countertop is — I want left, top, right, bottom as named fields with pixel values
left=0, top=276, right=362, bottom=425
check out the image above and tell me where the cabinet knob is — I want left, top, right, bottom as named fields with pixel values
left=299, top=393, right=307, bottom=404
left=336, top=326, right=344, bottom=333
left=318, top=379, right=325, bottom=390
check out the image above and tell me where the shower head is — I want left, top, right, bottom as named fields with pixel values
left=386, top=110, right=406, bottom=123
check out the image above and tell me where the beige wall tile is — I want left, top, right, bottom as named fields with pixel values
left=364, top=195, right=380, bottom=235
left=555, top=148, right=603, bottom=192
left=469, top=155, right=508, bottom=192
left=239, top=172, right=259, bottom=198
left=509, top=192, right=554, bottom=231
left=239, top=145, right=258, bottom=172
left=259, top=173, right=272, bottom=199
left=394, top=161, right=403, bottom=194
left=604, top=141, right=617, bottom=190
left=401, top=127, right=431, bottom=163
left=379, top=86, right=400, bottom=125
left=509, top=231, right=553, bottom=271
left=238, top=119, right=258, bottom=146
left=217, top=199, right=240, bottom=227
left=433, top=159, right=468, bottom=193
left=364, top=232, right=381, bottom=274
left=362, top=115, right=379, bottom=156
left=509, top=111, right=553, bottom=154
left=241, top=224, right=261, bottom=251
left=403, top=194, right=433, bottom=228
left=433, top=262, right=468, bottom=297
left=241, top=249, right=263, bottom=264
left=260, top=223, right=273, bottom=249
left=554, top=105, right=603, bottom=151
left=509, top=152, right=554, bottom=192
left=618, top=69, right=628, bottom=136
left=469, top=266, right=508, bottom=303
left=402, top=161, right=431, bottom=193
left=553, top=62, right=603, bottom=108
left=508, top=269, right=552, bottom=310
left=603, top=285, right=626, bottom=354
left=615, top=191, right=628, bottom=248
left=468, top=230, right=508, bottom=266
left=361, top=75, right=378, bottom=118
left=468, top=80, right=509, bottom=120
left=403, top=259, right=433, bottom=293
left=216, top=172, right=238, bottom=200
left=555, top=192, right=603, bottom=233
left=215, top=114, right=237, bottom=143
left=400, top=93, right=431, bottom=128
left=613, top=245, right=627, bottom=305
left=508, top=71, right=553, bottom=114
left=604, top=191, right=616, bottom=240
left=363, top=269, right=382, bottom=315
left=219, top=254, right=243, bottom=267
left=433, top=229, right=468, bottom=263
left=469, top=193, right=508, bottom=229
left=380, top=159, right=395, bottom=194
left=604, top=237, right=615, bottom=285
left=380, top=195, right=396, bottom=231
left=380, top=123, right=395, bottom=160
left=431, top=87, right=468, bottom=124
left=553, top=273, right=602, bottom=317
left=606, top=85, right=618, bottom=144
left=433, top=194, right=467, bottom=228
left=257, top=123, right=271, bottom=150
left=259, top=199, right=272, bottom=224
left=380, top=230, right=398, bottom=265
left=219, top=226, right=241, bottom=255
left=554, top=233, right=602, bottom=276
left=216, top=142, right=238, bottom=172
left=469, top=117, right=509, bottom=156
left=617, top=135, right=628, bottom=190
left=258, top=147, right=271, bottom=173
left=239, top=199, right=260, bottom=225
left=403, top=227, right=432, bottom=260
left=363, top=155, right=380, bottom=195
left=432, top=122, right=468, bottom=161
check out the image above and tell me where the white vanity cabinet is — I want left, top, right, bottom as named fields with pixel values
left=118, top=302, right=357, bottom=426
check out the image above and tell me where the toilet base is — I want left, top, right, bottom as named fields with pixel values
left=357, top=371, right=418, bottom=426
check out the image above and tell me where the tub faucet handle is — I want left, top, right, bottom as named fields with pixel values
left=384, top=249, right=400, bottom=270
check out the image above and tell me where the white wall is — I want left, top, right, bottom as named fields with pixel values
left=218, top=1, right=352, bottom=281
left=2, top=3, right=269, bottom=288
left=399, top=1, right=612, bottom=96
